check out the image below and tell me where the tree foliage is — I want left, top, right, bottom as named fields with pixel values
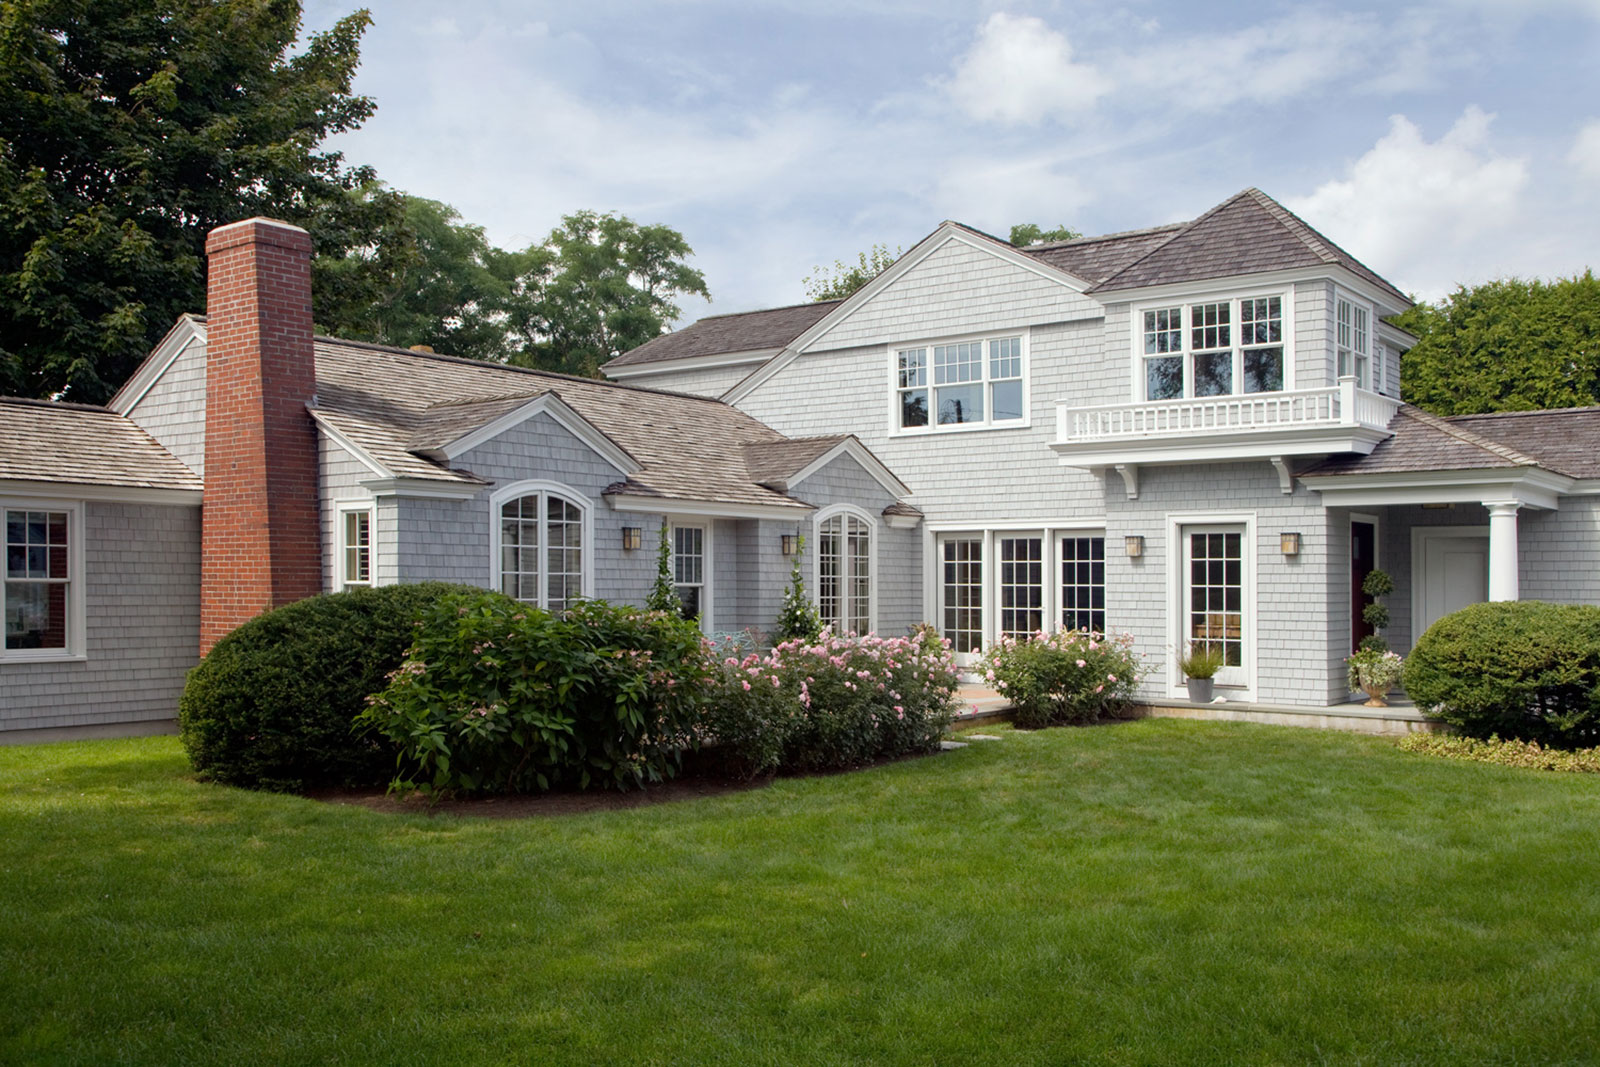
left=0, top=0, right=401, bottom=401
left=1009, top=223, right=1081, bottom=246
left=1393, top=273, right=1600, bottom=415
left=803, top=244, right=900, bottom=302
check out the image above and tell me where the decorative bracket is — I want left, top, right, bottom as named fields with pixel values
left=1114, top=464, right=1140, bottom=500
left=1269, top=456, right=1294, bottom=495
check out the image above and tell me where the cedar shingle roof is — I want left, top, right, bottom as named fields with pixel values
left=309, top=336, right=821, bottom=510
left=1020, top=224, right=1187, bottom=284
left=1090, top=188, right=1410, bottom=306
left=605, top=300, right=843, bottom=369
left=1300, top=405, right=1600, bottom=480
left=741, top=436, right=851, bottom=491
left=0, top=397, right=203, bottom=491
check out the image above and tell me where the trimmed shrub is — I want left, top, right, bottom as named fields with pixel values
left=1404, top=600, right=1600, bottom=747
left=1398, top=732, right=1600, bottom=773
left=702, top=626, right=960, bottom=777
left=360, top=593, right=712, bottom=794
left=179, top=582, right=473, bottom=791
left=985, top=629, right=1141, bottom=728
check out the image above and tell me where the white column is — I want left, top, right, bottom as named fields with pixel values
left=1486, top=501, right=1521, bottom=601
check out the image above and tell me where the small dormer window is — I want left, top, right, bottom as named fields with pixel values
left=1139, top=296, right=1283, bottom=401
left=894, top=333, right=1027, bottom=433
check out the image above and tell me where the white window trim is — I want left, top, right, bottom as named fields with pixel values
left=667, top=518, right=714, bottom=634
left=924, top=523, right=1109, bottom=665
left=813, top=504, right=878, bottom=635
left=1128, top=289, right=1296, bottom=402
left=487, top=480, right=596, bottom=608
left=1334, top=288, right=1375, bottom=391
left=886, top=327, right=1032, bottom=437
left=1165, top=511, right=1258, bottom=701
left=1, top=498, right=87, bottom=663
left=334, top=499, right=376, bottom=591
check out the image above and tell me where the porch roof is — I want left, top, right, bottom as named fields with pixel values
left=1300, top=404, right=1600, bottom=481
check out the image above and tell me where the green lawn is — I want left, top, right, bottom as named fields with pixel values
left=4, top=721, right=1600, bottom=1066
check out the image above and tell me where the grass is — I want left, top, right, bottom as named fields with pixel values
left=4, top=720, right=1600, bottom=1066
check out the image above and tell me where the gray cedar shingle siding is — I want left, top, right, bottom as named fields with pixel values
left=0, top=398, right=203, bottom=491
left=605, top=300, right=843, bottom=369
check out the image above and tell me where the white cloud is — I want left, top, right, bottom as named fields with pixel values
left=1287, top=107, right=1529, bottom=298
left=1569, top=120, right=1600, bottom=179
left=944, top=13, right=1109, bottom=126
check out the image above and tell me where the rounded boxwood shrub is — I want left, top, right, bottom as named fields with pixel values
left=1404, top=600, right=1600, bottom=748
left=180, top=582, right=485, bottom=791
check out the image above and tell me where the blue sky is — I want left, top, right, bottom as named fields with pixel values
left=309, top=1, right=1600, bottom=321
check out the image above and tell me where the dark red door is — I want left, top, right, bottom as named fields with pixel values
left=1352, top=521, right=1376, bottom=651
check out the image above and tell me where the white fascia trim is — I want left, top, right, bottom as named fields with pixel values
left=1568, top=479, right=1600, bottom=495
left=1097, top=266, right=1406, bottom=317
left=108, top=316, right=206, bottom=414
left=1052, top=426, right=1394, bottom=468
left=883, top=512, right=922, bottom=530
left=923, top=518, right=1109, bottom=533
left=786, top=437, right=913, bottom=499
left=308, top=413, right=394, bottom=480
left=604, top=348, right=780, bottom=379
left=1376, top=319, right=1419, bottom=350
left=439, top=394, right=642, bottom=476
left=722, top=224, right=1090, bottom=406
left=359, top=477, right=485, bottom=500
left=0, top=479, right=202, bottom=506
left=607, top=494, right=814, bottom=521
left=1302, top=466, right=1573, bottom=510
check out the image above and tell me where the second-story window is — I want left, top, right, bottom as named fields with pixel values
left=895, top=334, right=1025, bottom=432
left=1141, top=296, right=1283, bottom=401
left=1336, top=296, right=1372, bottom=389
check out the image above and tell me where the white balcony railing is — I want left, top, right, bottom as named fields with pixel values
left=1056, top=377, right=1401, bottom=445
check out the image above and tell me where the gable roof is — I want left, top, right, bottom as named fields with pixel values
left=307, top=335, right=842, bottom=511
left=1090, top=188, right=1410, bottom=306
left=605, top=300, right=843, bottom=369
left=1300, top=405, right=1600, bottom=480
left=741, top=436, right=851, bottom=491
left=0, top=397, right=203, bottom=492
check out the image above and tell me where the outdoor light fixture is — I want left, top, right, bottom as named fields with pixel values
left=1280, top=531, right=1302, bottom=556
left=621, top=527, right=642, bottom=551
left=1124, top=535, right=1144, bottom=558
left=781, top=534, right=798, bottom=556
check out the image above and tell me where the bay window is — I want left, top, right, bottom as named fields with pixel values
left=895, top=333, right=1026, bottom=432
left=1140, top=296, right=1284, bottom=401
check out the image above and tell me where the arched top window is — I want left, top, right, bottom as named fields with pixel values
left=815, top=506, right=875, bottom=635
left=490, top=481, right=592, bottom=611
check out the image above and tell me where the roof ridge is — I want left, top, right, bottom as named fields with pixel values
left=0, top=395, right=115, bottom=414
left=1243, top=187, right=1340, bottom=267
left=1024, top=221, right=1188, bottom=252
left=1400, top=404, right=1544, bottom=467
left=311, top=335, right=745, bottom=409
left=692, top=298, right=845, bottom=322
left=424, top=390, right=547, bottom=409
left=1086, top=191, right=1255, bottom=291
left=1450, top=405, right=1600, bottom=420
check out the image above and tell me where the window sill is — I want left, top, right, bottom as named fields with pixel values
left=889, top=418, right=1032, bottom=439
left=0, top=650, right=87, bottom=665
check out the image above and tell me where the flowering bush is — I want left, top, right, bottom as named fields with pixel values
left=701, top=626, right=960, bottom=776
left=985, top=628, right=1141, bottom=728
left=359, top=592, right=712, bottom=795
left=1347, top=648, right=1404, bottom=692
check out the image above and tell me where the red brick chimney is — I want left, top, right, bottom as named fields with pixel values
left=200, top=218, right=323, bottom=653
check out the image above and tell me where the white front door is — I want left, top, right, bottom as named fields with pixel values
left=1415, top=532, right=1489, bottom=638
left=1183, top=526, right=1249, bottom=688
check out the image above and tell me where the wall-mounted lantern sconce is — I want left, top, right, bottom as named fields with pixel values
left=780, top=534, right=798, bottom=557
left=1280, top=531, right=1302, bottom=556
left=621, top=527, right=643, bottom=551
left=1124, top=535, right=1144, bottom=559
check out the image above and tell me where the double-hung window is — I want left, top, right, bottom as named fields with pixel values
left=337, top=505, right=373, bottom=590
left=4, top=506, right=77, bottom=658
left=1336, top=296, right=1372, bottom=389
left=895, top=334, right=1025, bottom=432
left=671, top=525, right=706, bottom=622
left=1141, top=296, right=1284, bottom=401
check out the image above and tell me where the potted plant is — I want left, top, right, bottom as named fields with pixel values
left=1178, top=644, right=1225, bottom=703
left=1347, top=648, right=1404, bottom=706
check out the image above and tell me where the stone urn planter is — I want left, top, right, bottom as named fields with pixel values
left=1348, top=650, right=1404, bottom=709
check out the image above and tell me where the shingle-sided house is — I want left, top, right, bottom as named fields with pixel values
left=1, top=219, right=918, bottom=735
left=606, top=188, right=1600, bottom=708
left=4, top=191, right=1599, bottom=736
